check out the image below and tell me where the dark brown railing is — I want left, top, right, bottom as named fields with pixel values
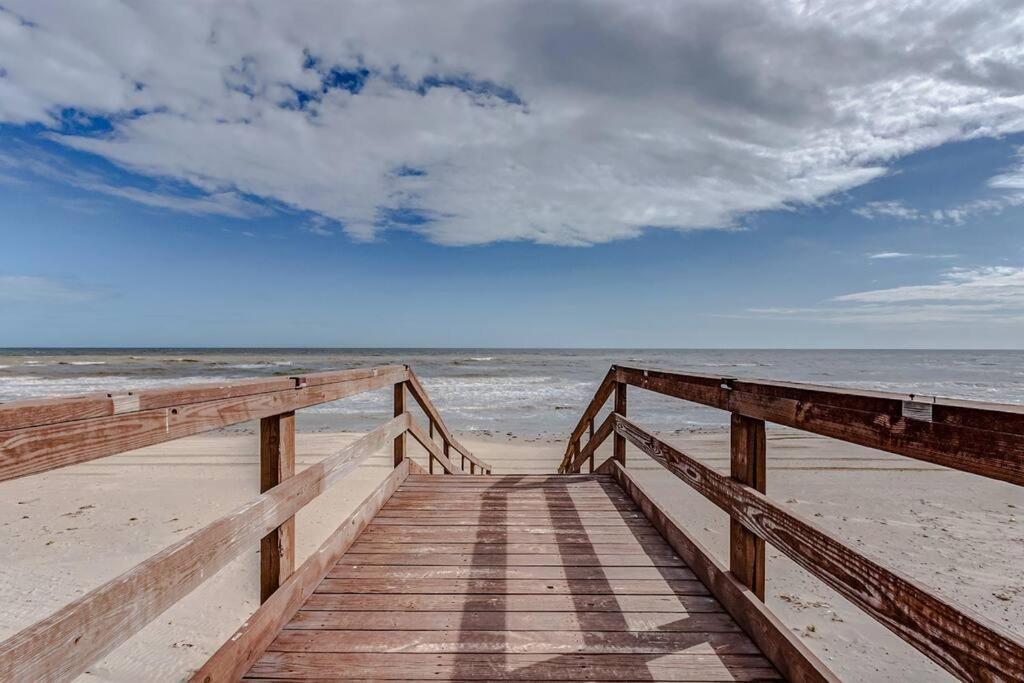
left=560, top=365, right=1024, bottom=682
left=0, top=365, right=488, bottom=682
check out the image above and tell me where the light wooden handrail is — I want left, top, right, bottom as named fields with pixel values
left=404, top=367, right=491, bottom=474
left=562, top=365, right=1024, bottom=681
left=0, top=364, right=485, bottom=682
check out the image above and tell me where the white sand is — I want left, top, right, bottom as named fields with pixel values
left=1, top=428, right=1020, bottom=681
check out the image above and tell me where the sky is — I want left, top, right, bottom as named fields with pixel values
left=1, top=0, right=1023, bottom=348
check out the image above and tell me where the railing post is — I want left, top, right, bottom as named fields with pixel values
left=259, top=410, right=295, bottom=603
left=393, top=381, right=405, bottom=467
left=729, top=412, right=766, bottom=600
left=588, top=418, right=595, bottom=472
left=571, top=438, right=581, bottom=473
left=613, top=381, right=627, bottom=466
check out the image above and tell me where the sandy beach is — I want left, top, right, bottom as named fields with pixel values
left=1, top=426, right=1021, bottom=682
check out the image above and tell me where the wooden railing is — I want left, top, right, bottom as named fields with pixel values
left=0, top=364, right=488, bottom=682
left=560, top=365, right=1024, bottom=682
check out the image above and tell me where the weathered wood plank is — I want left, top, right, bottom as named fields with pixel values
left=371, top=513, right=647, bottom=525
left=614, top=416, right=1024, bottom=682
left=267, top=628, right=759, bottom=654
left=615, top=365, right=1024, bottom=486
left=189, top=460, right=411, bottom=683
left=285, top=611, right=734, bottom=631
left=569, top=412, right=614, bottom=473
left=729, top=412, right=765, bottom=601
left=346, top=541, right=675, bottom=555
left=245, top=651, right=781, bottom=681
left=0, top=367, right=407, bottom=482
left=0, top=416, right=407, bottom=683
left=393, top=381, right=405, bottom=468
left=314, top=578, right=711, bottom=595
left=338, top=552, right=686, bottom=567
left=325, top=564, right=696, bottom=581
left=301, top=593, right=722, bottom=613
left=602, top=459, right=837, bottom=683
left=0, top=366, right=406, bottom=432
left=261, top=411, right=296, bottom=603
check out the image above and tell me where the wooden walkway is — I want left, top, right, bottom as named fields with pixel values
left=243, top=474, right=781, bottom=681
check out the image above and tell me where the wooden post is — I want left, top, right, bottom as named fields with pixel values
left=613, top=381, right=627, bottom=466
left=729, top=412, right=766, bottom=600
left=444, top=441, right=452, bottom=475
left=588, top=418, right=595, bottom=473
left=393, top=382, right=405, bottom=468
left=260, top=411, right=295, bottom=603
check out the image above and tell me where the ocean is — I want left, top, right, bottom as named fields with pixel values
left=1, top=348, right=1022, bottom=435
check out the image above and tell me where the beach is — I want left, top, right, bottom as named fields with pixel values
left=1, top=426, right=1020, bottom=682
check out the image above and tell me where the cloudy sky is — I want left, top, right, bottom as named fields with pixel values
left=1, top=0, right=1023, bottom=347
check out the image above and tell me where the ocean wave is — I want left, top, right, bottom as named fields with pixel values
left=229, top=361, right=293, bottom=369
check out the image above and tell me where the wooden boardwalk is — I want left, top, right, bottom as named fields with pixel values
left=244, top=474, right=780, bottom=681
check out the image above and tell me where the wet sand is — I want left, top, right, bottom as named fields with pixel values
left=1, top=428, right=1020, bottom=681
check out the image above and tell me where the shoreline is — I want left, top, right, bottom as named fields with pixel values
left=1, top=427, right=1020, bottom=681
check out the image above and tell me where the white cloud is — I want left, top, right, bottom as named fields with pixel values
left=854, top=201, right=924, bottom=221
left=2, top=1, right=1024, bottom=245
left=0, top=275, right=95, bottom=302
left=867, top=252, right=956, bottom=259
left=741, top=266, right=1024, bottom=324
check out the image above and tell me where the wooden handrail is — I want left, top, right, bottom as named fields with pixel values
left=614, top=365, right=1024, bottom=485
left=0, top=364, right=484, bottom=682
left=0, top=415, right=408, bottom=682
left=557, top=367, right=615, bottom=473
left=404, top=368, right=491, bottom=474
left=608, top=413, right=1024, bottom=681
left=562, top=364, right=1024, bottom=681
left=0, top=365, right=408, bottom=482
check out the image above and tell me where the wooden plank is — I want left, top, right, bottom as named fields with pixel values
left=0, top=365, right=406, bottom=432
left=729, top=412, right=765, bottom=601
left=314, top=578, right=711, bottom=595
left=325, top=565, right=697, bottom=581
left=0, top=367, right=407, bottom=482
left=301, top=593, right=723, bottom=613
left=355, top=531, right=666, bottom=545
left=338, top=552, right=686, bottom=567
left=261, top=411, right=296, bottom=603
left=0, top=416, right=407, bottom=683
left=361, top=523, right=660, bottom=535
left=405, top=369, right=490, bottom=473
left=285, top=611, right=736, bottom=631
left=189, top=460, right=411, bottom=683
left=405, top=474, right=604, bottom=484
left=372, top=513, right=647, bottom=524
left=382, top=500, right=639, bottom=511
left=245, top=651, right=781, bottom=681
left=613, top=415, right=1024, bottom=681
left=615, top=365, right=1024, bottom=486
left=613, top=380, right=627, bottom=465
left=267, top=628, right=759, bottom=654
left=393, top=381, right=405, bottom=468
left=602, top=459, right=837, bottom=683
left=346, top=541, right=676, bottom=555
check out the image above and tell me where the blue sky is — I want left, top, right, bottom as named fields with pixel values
left=1, top=2, right=1023, bottom=348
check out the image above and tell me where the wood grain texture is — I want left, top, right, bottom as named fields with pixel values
left=189, top=460, right=411, bottom=683
left=613, top=415, right=1024, bottom=682
left=601, top=460, right=837, bottom=683
left=406, top=418, right=463, bottom=475
left=615, top=365, right=1024, bottom=486
left=569, top=412, right=614, bottom=473
left=393, top=381, right=405, bottom=468
left=729, top=412, right=765, bottom=601
left=0, top=416, right=406, bottom=683
left=243, top=473, right=780, bottom=683
left=261, top=411, right=296, bottom=603
left=244, top=651, right=781, bottom=680
left=0, top=366, right=406, bottom=432
left=0, top=367, right=407, bottom=482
